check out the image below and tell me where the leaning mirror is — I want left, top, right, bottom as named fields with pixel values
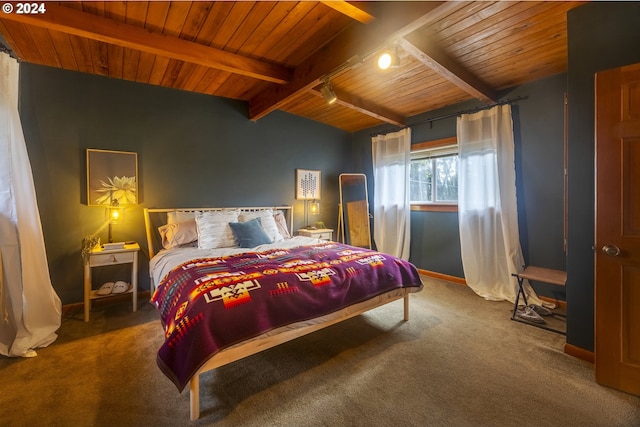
left=338, top=173, right=372, bottom=249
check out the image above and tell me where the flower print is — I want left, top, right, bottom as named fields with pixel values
left=95, top=176, right=137, bottom=205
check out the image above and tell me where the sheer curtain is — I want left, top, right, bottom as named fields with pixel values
left=457, top=104, right=541, bottom=304
left=371, top=128, right=411, bottom=259
left=0, top=53, right=62, bottom=357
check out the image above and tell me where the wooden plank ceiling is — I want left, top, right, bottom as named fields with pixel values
left=0, top=1, right=585, bottom=133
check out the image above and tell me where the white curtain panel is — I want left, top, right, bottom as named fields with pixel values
left=0, top=53, right=62, bottom=357
left=457, top=104, right=542, bottom=304
left=371, top=128, right=411, bottom=260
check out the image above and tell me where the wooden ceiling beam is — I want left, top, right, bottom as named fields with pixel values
left=249, top=1, right=448, bottom=121
left=311, top=87, right=406, bottom=127
left=320, top=1, right=376, bottom=24
left=0, top=3, right=292, bottom=84
left=398, top=32, right=499, bottom=103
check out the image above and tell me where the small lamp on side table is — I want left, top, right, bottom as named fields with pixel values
left=308, top=199, right=320, bottom=229
left=108, top=198, right=121, bottom=243
left=296, top=169, right=321, bottom=229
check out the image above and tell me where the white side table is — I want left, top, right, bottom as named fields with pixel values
left=83, top=242, right=139, bottom=322
left=298, top=228, right=334, bottom=241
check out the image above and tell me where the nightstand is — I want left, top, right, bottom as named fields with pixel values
left=83, top=242, right=139, bottom=322
left=298, top=228, right=333, bottom=241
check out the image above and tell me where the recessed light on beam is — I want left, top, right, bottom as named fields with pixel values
left=377, top=47, right=399, bottom=70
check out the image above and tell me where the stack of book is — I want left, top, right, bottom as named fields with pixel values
left=102, top=242, right=125, bottom=250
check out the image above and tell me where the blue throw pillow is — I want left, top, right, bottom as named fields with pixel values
left=229, top=218, right=272, bottom=248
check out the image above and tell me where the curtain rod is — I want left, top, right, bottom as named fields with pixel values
left=0, top=43, right=17, bottom=60
left=370, top=96, right=528, bottom=137
left=0, top=45, right=14, bottom=57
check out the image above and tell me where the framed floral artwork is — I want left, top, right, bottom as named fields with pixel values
left=86, top=149, right=138, bottom=206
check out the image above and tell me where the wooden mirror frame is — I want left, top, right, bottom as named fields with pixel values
left=338, top=173, right=372, bottom=249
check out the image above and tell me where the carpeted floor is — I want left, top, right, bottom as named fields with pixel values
left=1, top=276, right=638, bottom=427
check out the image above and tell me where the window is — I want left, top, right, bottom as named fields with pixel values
left=410, top=138, right=458, bottom=205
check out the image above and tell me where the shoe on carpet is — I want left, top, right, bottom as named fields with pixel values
left=528, top=304, right=553, bottom=316
left=515, top=306, right=546, bottom=324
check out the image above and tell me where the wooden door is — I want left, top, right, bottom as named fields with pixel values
left=594, top=63, right=640, bottom=396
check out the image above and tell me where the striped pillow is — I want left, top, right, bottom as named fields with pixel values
left=195, top=210, right=239, bottom=249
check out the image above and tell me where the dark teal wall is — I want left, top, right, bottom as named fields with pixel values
left=409, top=211, right=462, bottom=277
left=352, top=73, right=567, bottom=291
left=513, top=75, right=567, bottom=297
left=566, top=2, right=640, bottom=352
left=19, top=64, right=351, bottom=305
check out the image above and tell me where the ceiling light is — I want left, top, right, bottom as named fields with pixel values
left=377, top=46, right=400, bottom=70
left=320, top=79, right=337, bottom=104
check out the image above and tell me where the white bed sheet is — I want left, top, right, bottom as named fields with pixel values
left=150, top=235, right=322, bottom=290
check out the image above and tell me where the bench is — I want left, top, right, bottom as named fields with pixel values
left=511, top=266, right=566, bottom=335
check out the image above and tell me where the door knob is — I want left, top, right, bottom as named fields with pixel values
left=602, top=245, right=621, bottom=256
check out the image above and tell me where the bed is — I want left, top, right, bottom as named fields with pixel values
left=143, top=206, right=423, bottom=420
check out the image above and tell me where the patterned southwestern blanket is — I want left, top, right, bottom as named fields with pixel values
left=152, top=242, right=423, bottom=391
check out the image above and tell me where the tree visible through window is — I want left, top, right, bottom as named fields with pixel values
left=410, top=154, right=458, bottom=203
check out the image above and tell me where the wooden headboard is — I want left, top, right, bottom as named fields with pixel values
left=143, top=206, right=293, bottom=259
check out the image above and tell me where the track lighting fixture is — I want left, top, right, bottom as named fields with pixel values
left=320, top=79, right=338, bottom=104
left=377, top=45, right=400, bottom=70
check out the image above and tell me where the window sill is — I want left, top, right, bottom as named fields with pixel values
left=411, top=204, right=458, bottom=213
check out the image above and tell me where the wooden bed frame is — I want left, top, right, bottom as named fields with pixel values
left=143, top=206, right=416, bottom=421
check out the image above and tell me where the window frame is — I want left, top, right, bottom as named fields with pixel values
left=410, top=136, right=459, bottom=212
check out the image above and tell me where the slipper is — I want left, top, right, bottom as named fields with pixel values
left=97, top=281, right=114, bottom=296
left=112, top=280, right=129, bottom=294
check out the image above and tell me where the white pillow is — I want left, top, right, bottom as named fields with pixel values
left=195, top=210, right=239, bottom=249
left=239, top=209, right=284, bottom=242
